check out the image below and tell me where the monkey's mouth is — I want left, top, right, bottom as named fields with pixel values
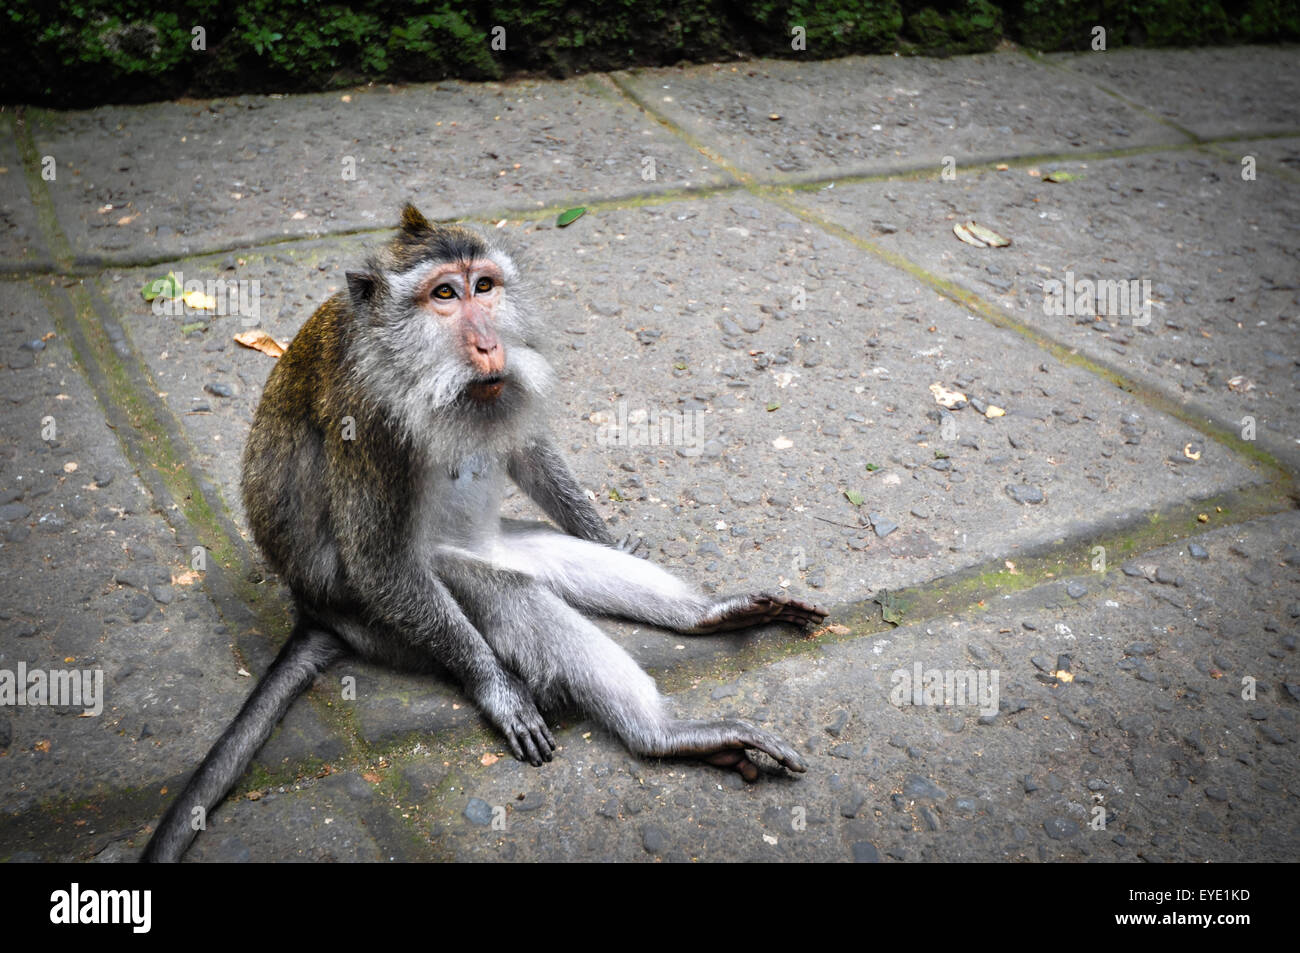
left=466, top=375, right=506, bottom=402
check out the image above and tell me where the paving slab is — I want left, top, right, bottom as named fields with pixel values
left=791, top=148, right=1300, bottom=469
left=27, top=78, right=728, bottom=264
left=160, top=770, right=403, bottom=863
left=1209, top=135, right=1300, bottom=179
left=620, top=52, right=1185, bottom=182
left=399, top=510, right=1299, bottom=862
left=0, top=118, right=53, bottom=272
left=1050, top=46, right=1300, bottom=139
left=102, top=195, right=1262, bottom=611
left=0, top=282, right=239, bottom=821
left=0, top=280, right=344, bottom=860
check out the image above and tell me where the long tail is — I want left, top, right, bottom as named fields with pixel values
left=141, top=622, right=348, bottom=863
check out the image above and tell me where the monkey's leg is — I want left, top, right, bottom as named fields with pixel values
left=439, top=553, right=805, bottom=780
left=491, top=529, right=827, bottom=633
left=142, top=621, right=347, bottom=862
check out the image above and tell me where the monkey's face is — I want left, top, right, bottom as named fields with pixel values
left=347, top=238, right=554, bottom=457
left=420, top=258, right=509, bottom=403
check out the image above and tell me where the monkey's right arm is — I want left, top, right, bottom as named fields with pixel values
left=507, top=437, right=618, bottom=546
left=339, top=517, right=557, bottom=765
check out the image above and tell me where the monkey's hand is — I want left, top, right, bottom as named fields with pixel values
left=614, top=533, right=649, bottom=559
left=688, top=592, right=828, bottom=634
left=701, top=721, right=807, bottom=783
left=478, top=672, right=556, bottom=767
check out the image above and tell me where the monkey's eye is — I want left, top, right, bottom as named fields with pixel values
left=432, top=284, right=456, bottom=300
left=474, top=277, right=494, bottom=294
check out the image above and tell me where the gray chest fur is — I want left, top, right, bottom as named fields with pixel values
left=414, top=451, right=505, bottom=551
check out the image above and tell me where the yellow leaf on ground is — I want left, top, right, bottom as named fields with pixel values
left=182, top=289, right=217, bottom=310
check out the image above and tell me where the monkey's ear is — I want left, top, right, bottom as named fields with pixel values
left=346, top=270, right=383, bottom=312
left=399, top=203, right=431, bottom=235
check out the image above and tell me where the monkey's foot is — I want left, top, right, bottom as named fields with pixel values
left=689, top=592, right=828, bottom=634
left=689, top=721, right=807, bottom=782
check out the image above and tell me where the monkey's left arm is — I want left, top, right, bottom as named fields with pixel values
left=507, top=438, right=617, bottom=546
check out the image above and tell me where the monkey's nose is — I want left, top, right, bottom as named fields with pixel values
left=471, top=340, right=506, bottom=375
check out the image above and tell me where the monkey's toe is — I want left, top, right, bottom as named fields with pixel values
left=703, top=749, right=761, bottom=782
left=693, top=593, right=828, bottom=633
left=733, top=721, right=807, bottom=773
left=615, top=534, right=650, bottom=558
left=775, top=597, right=828, bottom=630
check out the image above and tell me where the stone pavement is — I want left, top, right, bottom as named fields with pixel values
left=0, top=46, right=1296, bottom=862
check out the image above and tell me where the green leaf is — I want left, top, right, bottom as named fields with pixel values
left=180, top=322, right=206, bottom=335
left=844, top=489, right=864, bottom=506
left=766, top=401, right=779, bottom=412
left=142, top=272, right=180, bottom=301
left=556, top=207, right=587, bottom=227
left=876, top=589, right=908, bottom=626
left=673, top=362, right=687, bottom=370
left=608, top=488, right=624, bottom=502
left=865, top=462, right=881, bottom=472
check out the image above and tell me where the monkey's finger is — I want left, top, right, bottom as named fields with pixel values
left=528, top=721, right=554, bottom=762
left=504, top=730, right=527, bottom=764
left=514, top=726, right=544, bottom=766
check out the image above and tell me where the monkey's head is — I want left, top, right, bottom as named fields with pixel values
left=344, top=204, right=553, bottom=454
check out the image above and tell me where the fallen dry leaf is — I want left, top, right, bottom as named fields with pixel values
left=234, top=329, right=288, bottom=358
left=953, top=222, right=987, bottom=247
left=963, top=221, right=1011, bottom=247
left=929, top=382, right=967, bottom=408
left=480, top=753, right=500, bottom=766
